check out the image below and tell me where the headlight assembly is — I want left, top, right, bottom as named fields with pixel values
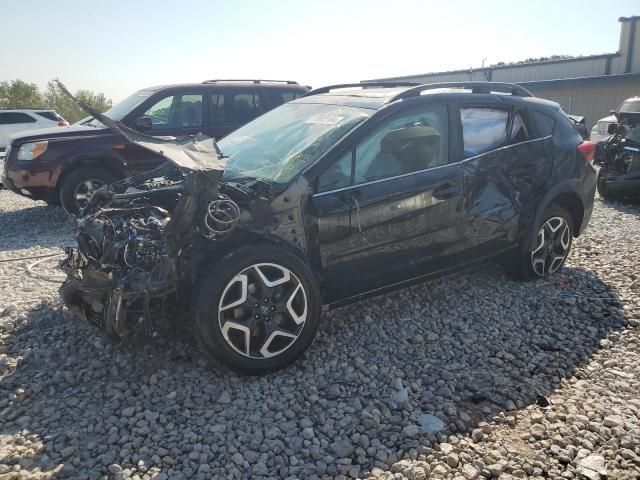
left=17, top=141, right=48, bottom=160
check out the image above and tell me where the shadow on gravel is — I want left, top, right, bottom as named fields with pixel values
left=0, top=264, right=630, bottom=478
left=0, top=203, right=72, bottom=253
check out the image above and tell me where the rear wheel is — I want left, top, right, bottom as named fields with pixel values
left=195, top=245, right=322, bottom=375
left=59, top=167, right=119, bottom=215
left=509, top=204, right=574, bottom=281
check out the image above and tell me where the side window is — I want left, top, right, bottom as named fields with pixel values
left=0, top=112, right=37, bottom=124
left=35, top=111, right=59, bottom=121
left=460, top=107, right=509, bottom=157
left=142, top=94, right=204, bottom=129
left=230, top=93, right=264, bottom=124
left=530, top=110, right=556, bottom=138
left=210, top=93, right=227, bottom=123
left=316, top=105, right=449, bottom=192
left=143, top=95, right=174, bottom=128
left=175, top=94, right=204, bottom=127
left=317, top=150, right=352, bottom=192
left=354, top=106, right=448, bottom=184
left=510, top=112, right=529, bottom=143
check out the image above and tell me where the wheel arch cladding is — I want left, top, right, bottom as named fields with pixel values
left=192, top=234, right=318, bottom=300
left=549, top=191, right=584, bottom=237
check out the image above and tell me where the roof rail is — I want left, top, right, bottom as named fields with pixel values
left=304, top=81, right=421, bottom=97
left=387, top=81, right=534, bottom=103
left=202, top=79, right=300, bottom=85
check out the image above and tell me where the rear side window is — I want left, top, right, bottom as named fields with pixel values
left=0, top=112, right=37, bottom=124
left=230, top=93, right=264, bottom=124
left=35, top=111, right=59, bottom=122
left=510, top=112, right=529, bottom=143
left=530, top=110, right=556, bottom=138
left=210, top=93, right=227, bottom=123
left=460, top=107, right=509, bottom=157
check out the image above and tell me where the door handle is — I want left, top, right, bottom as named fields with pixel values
left=432, top=182, right=461, bottom=199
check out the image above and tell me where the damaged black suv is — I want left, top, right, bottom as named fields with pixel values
left=60, top=82, right=597, bottom=374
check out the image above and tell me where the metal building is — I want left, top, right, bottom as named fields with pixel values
left=366, top=16, right=640, bottom=129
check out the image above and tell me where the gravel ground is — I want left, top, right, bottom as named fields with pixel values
left=0, top=188, right=639, bottom=480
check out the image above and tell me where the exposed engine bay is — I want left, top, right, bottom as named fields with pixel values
left=57, top=81, right=303, bottom=338
left=62, top=162, right=229, bottom=336
left=597, top=110, right=640, bottom=197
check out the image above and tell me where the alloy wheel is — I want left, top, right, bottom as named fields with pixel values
left=74, top=179, right=106, bottom=209
left=218, top=263, right=308, bottom=359
left=530, top=216, right=571, bottom=277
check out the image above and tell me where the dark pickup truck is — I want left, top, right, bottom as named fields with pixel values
left=2, top=79, right=309, bottom=213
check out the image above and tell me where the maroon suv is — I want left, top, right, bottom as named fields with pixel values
left=2, top=79, right=309, bottom=213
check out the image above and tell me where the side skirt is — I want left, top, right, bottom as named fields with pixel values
left=323, top=246, right=517, bottom=310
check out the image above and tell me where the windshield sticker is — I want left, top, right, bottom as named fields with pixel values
left=305, top=114, right=345, bottom=125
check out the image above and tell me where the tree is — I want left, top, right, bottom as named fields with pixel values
left=43, top=81, right=112, bottom=123
left=0, top=79, right=112, bottom=123
left=0, top=79, right=45, bottom=109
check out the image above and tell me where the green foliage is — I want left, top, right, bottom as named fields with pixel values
left=43, top=81, right=112, bottom=124
left=0, top=80, right=45, bottom=109
left=0, top=79, right=112, bottom=124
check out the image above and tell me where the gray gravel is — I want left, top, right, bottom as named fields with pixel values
left=0, top=188, right=639, bottom=480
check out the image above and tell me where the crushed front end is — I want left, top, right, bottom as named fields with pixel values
left=59, top=159, right=237, bottom=337
left=597, top=111, right=640, bottom=197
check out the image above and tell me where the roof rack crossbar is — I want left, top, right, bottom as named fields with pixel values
left=304, top=81, right=421, bottom=97
left=387, top=82, right=534, bottom=103
left=202, top=79, right=300, bottom=85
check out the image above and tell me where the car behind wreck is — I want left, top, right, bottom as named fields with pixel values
left=60, top=81, right=597, bottom=374
left=596, top=98, right=640, bottom=199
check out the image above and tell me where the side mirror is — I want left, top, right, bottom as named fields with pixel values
left=135, top=116, right=153, bottom=131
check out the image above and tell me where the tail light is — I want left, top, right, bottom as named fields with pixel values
left=577, top=141, right=596, bottom=164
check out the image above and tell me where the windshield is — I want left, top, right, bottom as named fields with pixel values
left=619, top=100, right=640, bottom=113
left=219, top=103, right=372, bottom=184
left=86, top=89, right=155, bottom=127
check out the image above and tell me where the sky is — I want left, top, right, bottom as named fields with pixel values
left=1, top=0, right=638, bottom=103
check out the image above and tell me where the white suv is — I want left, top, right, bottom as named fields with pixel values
left=590, top=96, right=640, bottom=144
left=0, top=109, right=68, bottom=153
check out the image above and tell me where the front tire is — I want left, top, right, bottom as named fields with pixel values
left=59, top=167, right=119, bottom=215
left=509, top=204, right=574, bottom=281
left=194, top=245, right=322, bottom=375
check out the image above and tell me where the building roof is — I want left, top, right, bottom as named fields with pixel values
left=518, top=72, right=640, bottom=89
left=366, top=53, right=619, bottom=83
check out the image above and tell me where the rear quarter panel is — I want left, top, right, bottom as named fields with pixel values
left=530, top=109, right=596, bottom=237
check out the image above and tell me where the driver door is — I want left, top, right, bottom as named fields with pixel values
left=312, top=104, right=466, bottom=302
